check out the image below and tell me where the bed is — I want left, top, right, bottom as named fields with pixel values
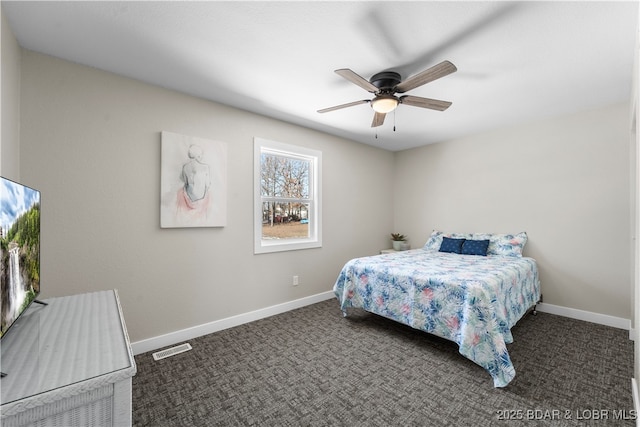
left=333, top=231, right=540, bottom=388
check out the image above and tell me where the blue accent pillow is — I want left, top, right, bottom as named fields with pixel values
left=439, top=237, right=465, bottom=254
left=461, top=239, right=490, bottom=256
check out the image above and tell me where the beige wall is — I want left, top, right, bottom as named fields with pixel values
left=19, top=51, right=394, bottom=343
left=8, top=34, right=634, bottom=342
left=1, top=7, right=21, bottom=179
left=394, top=103, right=632, bottom=319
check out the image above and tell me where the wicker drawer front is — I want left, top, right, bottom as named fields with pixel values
left=3, top=385, right=113, bottom=427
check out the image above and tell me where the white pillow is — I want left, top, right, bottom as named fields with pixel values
left=424, top=230, right=528, bottom=257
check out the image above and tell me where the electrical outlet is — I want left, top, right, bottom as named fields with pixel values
left=293, top=275, right=299, bottom=286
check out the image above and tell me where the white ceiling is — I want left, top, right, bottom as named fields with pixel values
left=3, top=1, right=638, bottom=151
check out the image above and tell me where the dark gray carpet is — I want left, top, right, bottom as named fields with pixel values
left=132, top=299, right=634, bottom=426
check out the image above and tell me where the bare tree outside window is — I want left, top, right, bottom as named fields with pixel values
left=260, top=152, right=310, bottom=239
left=254, top=138, right=321, bottom=254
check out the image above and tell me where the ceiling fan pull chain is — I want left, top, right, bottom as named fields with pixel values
left=393, top=110, right=396, bottom=132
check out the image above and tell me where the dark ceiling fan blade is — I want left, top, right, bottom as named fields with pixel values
left=395, top=61, right=457, bottom=93
left=371, top=111, right=386, bottom=127
left=335, top=69, right=379, bottom=93
left=357, top=6, right=404, bottom=64
left=399, top=95, right=452, bottom=111
left=317, top=99, right=369, bottom=113
left=391, top=4, right=519, bottom=79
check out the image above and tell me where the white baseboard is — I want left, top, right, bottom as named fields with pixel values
left=536, top=302, right=631, bottom=331
left=132, top=295, right=633, bottom=355
left=131, top=290, right=335, bottom=355
left=633, top=378, right=640, bottom=427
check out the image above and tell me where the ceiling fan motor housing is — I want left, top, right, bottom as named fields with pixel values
left=369, top=71, right=402, bottom=91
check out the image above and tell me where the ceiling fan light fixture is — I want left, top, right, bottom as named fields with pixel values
left=371, top=95, right=398, bottom=114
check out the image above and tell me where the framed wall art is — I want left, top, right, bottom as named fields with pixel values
left=160, top=131, right=227, bottom=228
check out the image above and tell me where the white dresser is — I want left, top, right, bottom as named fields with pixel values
left=1, top=290, right=137, bottom=427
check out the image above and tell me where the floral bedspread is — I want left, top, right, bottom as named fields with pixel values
left=333, top=249, right=540, bottom=387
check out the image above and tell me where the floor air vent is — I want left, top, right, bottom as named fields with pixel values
left=152, top=343, right=192, bottom=361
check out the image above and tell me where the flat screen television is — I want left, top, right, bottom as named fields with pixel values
left=0, top=176, right=41, bottom=339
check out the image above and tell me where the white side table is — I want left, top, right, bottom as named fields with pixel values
left=1, top=290, right=136, bottom=427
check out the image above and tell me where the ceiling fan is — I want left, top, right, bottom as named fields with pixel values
left=318, top=60, right=457, bottom=128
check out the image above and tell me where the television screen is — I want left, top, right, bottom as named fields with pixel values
left=0, top=177, right=41, bottom=339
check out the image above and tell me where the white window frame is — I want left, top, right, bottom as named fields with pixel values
left=254, top=137, right=322, bottom=254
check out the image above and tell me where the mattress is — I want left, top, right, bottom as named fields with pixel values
left=333, top=248, right=540, bottom=387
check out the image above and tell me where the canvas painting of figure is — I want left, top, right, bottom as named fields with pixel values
left=160, top=131, right=227, bottom=228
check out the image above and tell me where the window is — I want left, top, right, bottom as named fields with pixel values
left=254, top=138, right=322, bottom=254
